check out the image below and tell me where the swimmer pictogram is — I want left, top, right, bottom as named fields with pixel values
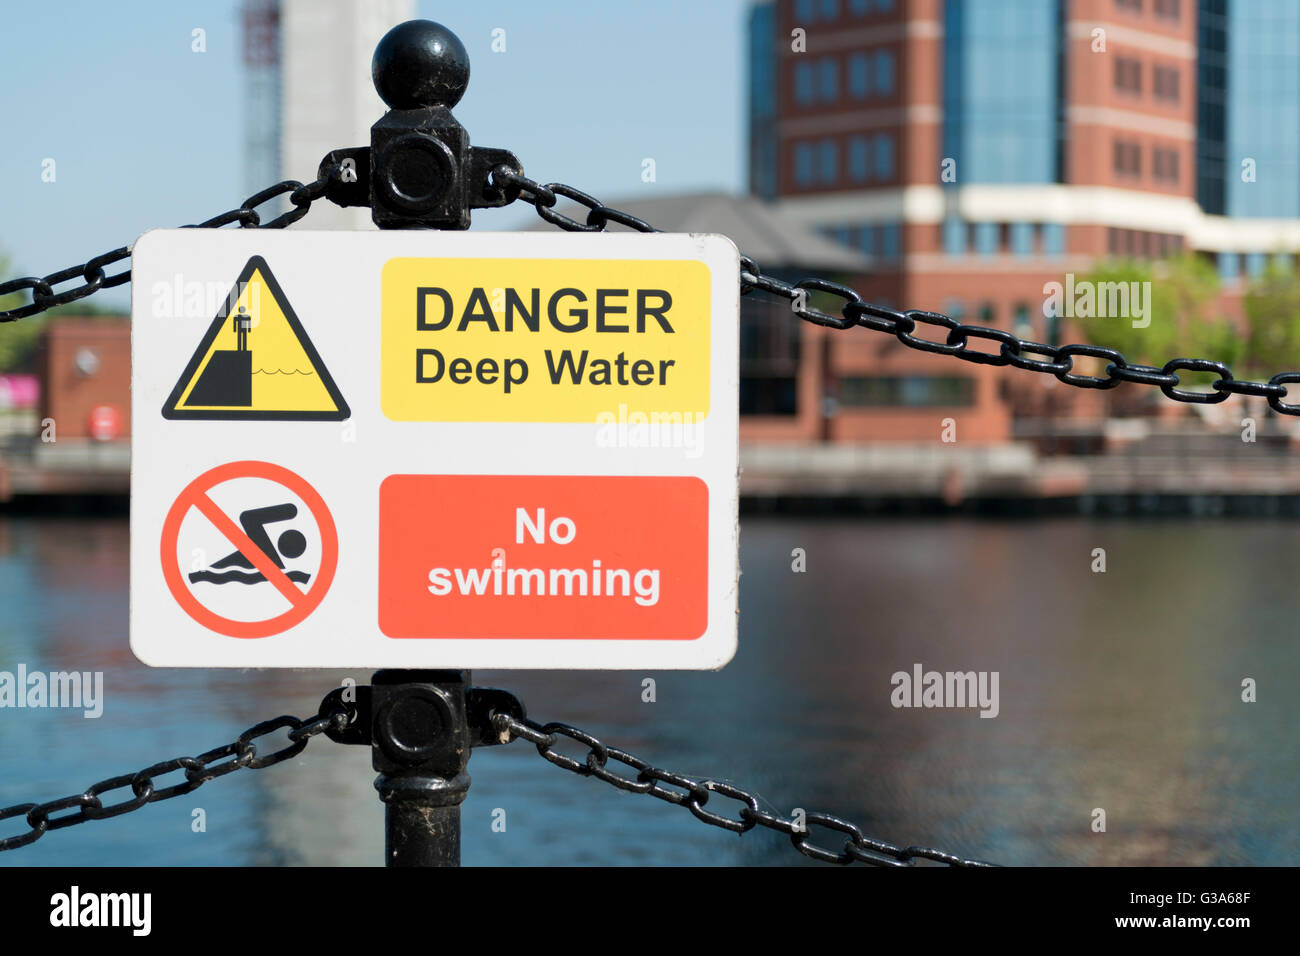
left=160, top=461, right=338, bottom=639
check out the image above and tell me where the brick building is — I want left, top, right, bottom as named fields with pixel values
left=36, top=318, right=130, bottom=441
left=748, top=0, right=1300, bottom=442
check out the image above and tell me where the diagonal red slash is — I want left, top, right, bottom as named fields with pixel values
left=189, top=492, right=309, bottom=610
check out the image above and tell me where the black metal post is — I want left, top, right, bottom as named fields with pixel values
left=344, top=19, right=520, bottom=867
left=371, top=669, right=471, bottom=867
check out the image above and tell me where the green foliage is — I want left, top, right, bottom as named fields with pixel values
left=1073, top=255, right=1238, bottom=368
left=1242, top=259, right=1300, bottom=377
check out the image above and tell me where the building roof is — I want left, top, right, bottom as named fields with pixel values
left=524, top=191, right=871, bottom=273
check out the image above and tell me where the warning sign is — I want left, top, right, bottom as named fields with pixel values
left=130, top=230, right=738, bottom=669
left=381, top=257, right=711, bottom=422
left=162, top=256, right=350, bottom=421
left=379, top=475, right=707, bottom=640
left=159, top=460, right=338, bottom=638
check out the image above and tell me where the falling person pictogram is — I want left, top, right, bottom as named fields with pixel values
left=188, top=503, right=311, bottom=586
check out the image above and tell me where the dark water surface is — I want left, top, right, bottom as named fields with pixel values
left=0, top=514, right=1295, bottom=866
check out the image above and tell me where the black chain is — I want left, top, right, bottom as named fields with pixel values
left=0, top=166, right=343, bottom=323
left=491, top=712, right=994, bottom=867
left=0, top=708, right=351, bottom=852
left=491, top=164, right=1300, bottom=417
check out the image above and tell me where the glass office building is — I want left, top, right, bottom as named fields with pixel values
left=942, top=0, right=1063, bottom=184
left=1210, top=1, right=1300, bottom=217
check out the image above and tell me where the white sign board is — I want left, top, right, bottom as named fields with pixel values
left=130, top=230, right=739, bottom=668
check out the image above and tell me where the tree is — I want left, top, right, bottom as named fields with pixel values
left=1073, top=254, right=1239, bottom=370
left=1242, top=259, right=1300, bottom=378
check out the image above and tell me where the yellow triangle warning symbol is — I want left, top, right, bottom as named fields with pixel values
left=162, top=256, right=349, bottom=421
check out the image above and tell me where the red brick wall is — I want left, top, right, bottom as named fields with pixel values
left=36, top=318, right=131, bottom=440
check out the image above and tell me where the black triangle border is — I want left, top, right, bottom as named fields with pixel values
left=161, top=255, right=351, bottom=421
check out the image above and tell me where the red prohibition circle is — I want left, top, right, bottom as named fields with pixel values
left=160, top=460, right=339, bottom=639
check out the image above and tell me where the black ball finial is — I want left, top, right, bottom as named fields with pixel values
left=372, top=20, right=470, bottom=110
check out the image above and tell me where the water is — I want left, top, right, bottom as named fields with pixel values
left=0, top=513, right=1296, bottom=866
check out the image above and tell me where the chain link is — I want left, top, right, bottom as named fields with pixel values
left=491, top=713, right=995, bottom=867
left=0, top=708, right=350, bottom=852
left=0, top=166, right=343, bottom=323
left=494, top=164, right=1300, bottom=417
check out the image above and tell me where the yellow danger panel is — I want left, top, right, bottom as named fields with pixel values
left=380, top=257, right=711, bottom=422
left=162, top=256, right=349, bottom=421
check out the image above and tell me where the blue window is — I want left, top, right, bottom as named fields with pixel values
left=974, top=222, right=999, bottom=255
left=794, top=62, right=815, bottom=104
left=818, top=139, right=838, bottom=182
left=819, top=58, right=838, bottom=100
left=1010, top=222, right=1034, bottom=256
left=882, top=223, right=901, bottom=258
left=850, top=0, right=870, bottom=13
left=858, top=225, right=875, bottom=255
left=943, top=0, right=1059, bottom=184
left=796, top=0, right=816, bottom=21
left=848, top=136, right=870, bottom=181
left=876, top=0, right=895, bottom=9
left=795, top=143, right=815, bottom=185
left=943, top=216, right=966, bottom=254
left=1042, top=223, right=1065, bottom=255
left=1246, top=251, right=1266, bottom=278
left=875, top=49, right=896, bottom=95
left=848, top=52, right=871, bottom=97
left=821, top=0, right=840, bottom=19
left=1218, top=252, right=1240, bottom=280
left=874, top=134, right=895, bottom=178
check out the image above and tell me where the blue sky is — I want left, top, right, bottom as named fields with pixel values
left=0, top=0, right=752, bottom=311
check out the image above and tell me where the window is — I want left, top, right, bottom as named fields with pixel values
left=821, top=0, right=840, bottom=19
left=848, top=135, right=871, bottom=181
left=794, top=62, right=815, bottom=104
left=858, top=225, right=875, bottom=255
left=794, top=143, right=815, bottom=185
left=848, top=52, right=870, bottom=97
left=1153, top=147, right=1180, bottom=183
left=795, top=0, right=816, bottom=21
left=943, top=216, right=967, bottom=254
left=1113, top=140, right=1141, bottom=176
left=838, top=376, right=975, bottom=407
left=1246, top=252, right=1266, bottom=278
left=881, top=223, right=901, bottom=258
left=1045, top=311, right=1062, bottom=347
left=1154, top=0, right=1180, bottom=20
left=874, top=133, right=895, bottom=178
left=1042, top=223, right=1066, bottom=255
left=1013, top=303, right=1032, bottom=339
left=819, top=57, right=838, bottom=100
left=875, top=49, right=896, bottom=95
left=1218, top=252, right=1240, bottom=281
left=1115, top=0, right=1142, bottom=11
left=1010, top=222, right=1034, bottom=256
left=818, top=139, right=838, bottom=183
left=974, top=221, right=999, bottom=255
left=978, top=302, right=996, bottom=325
left=1154, top=66, right=1179, bottom=102
left=1114, top=57, right=1142, bottom=94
